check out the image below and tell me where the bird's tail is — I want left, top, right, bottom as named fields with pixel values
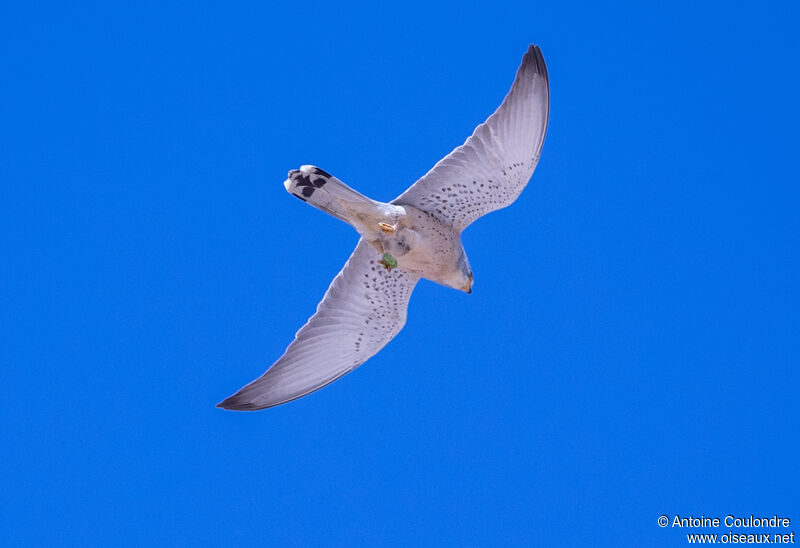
left=284, top=165, right=379, bottom=226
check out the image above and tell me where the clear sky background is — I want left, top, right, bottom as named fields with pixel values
left=2, top=1, right=798, bottom=546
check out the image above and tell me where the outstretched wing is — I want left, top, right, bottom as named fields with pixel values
left=218, top=240, right=419, bottom=410
left=393, top=45, right=549, bottom=231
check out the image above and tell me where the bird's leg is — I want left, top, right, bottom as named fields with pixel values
left=378, top=222, right=397, bottom=234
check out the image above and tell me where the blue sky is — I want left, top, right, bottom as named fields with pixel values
left=2, top=1, right=798, bottom=546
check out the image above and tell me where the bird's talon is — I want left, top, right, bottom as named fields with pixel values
left=378, top=222, right=397, bottom=233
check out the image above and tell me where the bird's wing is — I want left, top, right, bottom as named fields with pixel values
left=217, top=240, right=419, bottom=410
left=393, top=45, right=549, bottom=231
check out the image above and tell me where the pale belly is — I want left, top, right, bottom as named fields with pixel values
left=369, top=205, right=470, bottom=291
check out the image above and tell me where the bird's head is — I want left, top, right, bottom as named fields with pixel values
left=462, top=271, right=474, bottom=294
left=431, top=250, right=473, bottom=294
left=456, top=251, right=474, bottom=294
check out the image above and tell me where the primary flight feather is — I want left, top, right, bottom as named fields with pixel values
left=218, top=45, right=549, bottom=410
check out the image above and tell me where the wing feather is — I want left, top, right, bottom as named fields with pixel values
left=218, top=240, right=419, bottom=410
left=393, top=45, right=549, bottom=230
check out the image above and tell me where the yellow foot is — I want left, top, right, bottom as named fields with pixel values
left=378, top=222, right=397, bottom=234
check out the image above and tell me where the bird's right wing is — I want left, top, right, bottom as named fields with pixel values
left=393, top=45, right=549, bottom=231
left=217, top=240, right=419, bottom=410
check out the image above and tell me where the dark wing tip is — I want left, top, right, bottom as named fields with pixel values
left=522, top=44, right=548, bottom=82
left=216, top=393, right=263, bottom=411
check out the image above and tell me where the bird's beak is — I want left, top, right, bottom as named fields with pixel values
left=462, top=272, right=474, bottom=294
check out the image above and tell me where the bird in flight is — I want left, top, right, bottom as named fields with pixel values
left=218, top=45, right=550, bottom=410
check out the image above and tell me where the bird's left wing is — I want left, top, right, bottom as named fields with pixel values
left=393, top=45, right=549, bottom=231
left=217, top=240, right=419, bottom=410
